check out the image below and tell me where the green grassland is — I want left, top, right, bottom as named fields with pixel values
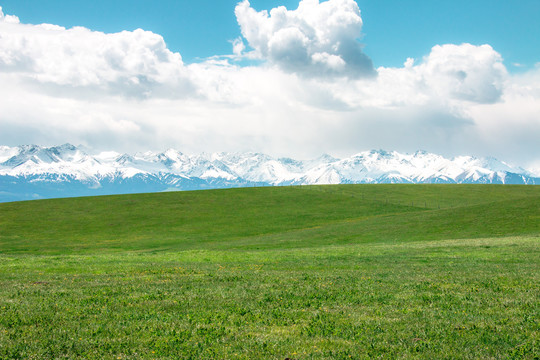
left=0, top=184, right=538, bottom=359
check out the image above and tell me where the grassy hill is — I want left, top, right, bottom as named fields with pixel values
left=0, top=184, right=539, bottom=359
left=1, top=184, right=539, bottom=254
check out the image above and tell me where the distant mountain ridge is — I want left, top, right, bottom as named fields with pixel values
left=0, top=144, right=538, bottom=202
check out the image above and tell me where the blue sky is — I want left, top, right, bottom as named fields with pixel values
left=0, top=0, right=539, bottom=168
left=1, top=0, right=539, bottom=69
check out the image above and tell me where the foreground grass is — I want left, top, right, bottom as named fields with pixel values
left=1, top=237, right=538, bottom=359
left=0, top=185, right=539, bottom=358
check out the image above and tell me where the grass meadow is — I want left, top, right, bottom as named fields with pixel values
left=0, top=184, right=538, bottom=359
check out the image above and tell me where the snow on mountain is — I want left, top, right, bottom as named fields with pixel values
left=0, top=146, right=19, bottom=163
left=0, top=144, right=537, bottom=202
left=528, top=166, right=540, bottom=178
left=0, top=144, right=110, bottom=181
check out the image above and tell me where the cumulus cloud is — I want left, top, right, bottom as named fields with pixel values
left=0, top=11, right=193, bottom=98
left=0, top=6, right=19, bottom=23
left=231, top=37, right=246, bottom=56
left=418, top=44, right=508, bottom=103
left=331, top=43, right=509, bottom=111
left=234, top=0, right=374, bottom=78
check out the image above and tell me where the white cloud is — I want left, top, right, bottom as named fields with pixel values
left=0, top=12, right=193, bottom=98
left=0, top=6, right=19, bottom=23
left=418, top=44, right=508, bottom=103
left=234, top=0, right=374, bottom=77
left=304, top=43, right=508, bottom=111
left=231, top=37, right=246, bottom=56
left=0, top=4, right=539, bottom=167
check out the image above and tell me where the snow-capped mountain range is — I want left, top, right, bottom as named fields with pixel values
left=0, top=144, right=538, bottom=202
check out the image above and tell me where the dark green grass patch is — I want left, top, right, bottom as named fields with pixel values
left=0, top=184, right=539, bottom=254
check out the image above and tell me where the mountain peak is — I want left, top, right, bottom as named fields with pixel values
left=1, top=145, right=538, bottom=202
left=19, top=144, right=42, bottom=153
left=317, top=153, right=338, bottom=163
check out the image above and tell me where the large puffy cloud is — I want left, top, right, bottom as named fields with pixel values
left=234, top=0, right=374, bottom=77
left=189, top=43, right=509, bottom=111
left=0, top=8, right=193, bottom=98
left=418, top=44, right=508, bottom=103
left=306, top=43, right=509, bottom=110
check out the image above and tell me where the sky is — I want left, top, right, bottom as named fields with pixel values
left=0, top=0, right=539, bottom=168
